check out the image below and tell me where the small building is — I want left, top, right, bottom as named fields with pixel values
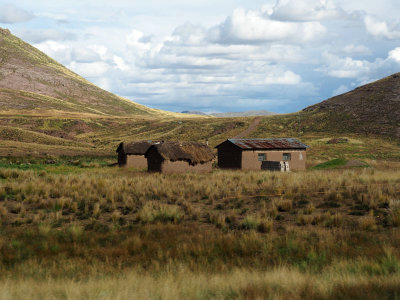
left=215, top=138, right=309, bottom=171
left=116, top=141, right=160, bottom=168
left=145, top=141, right=214, bottom=173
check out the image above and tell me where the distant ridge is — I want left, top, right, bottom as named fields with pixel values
left=181, top=110, right=207, bottom=115
left=181, top=110, right=276, bottom=117
left=211, top=110, right=276, bottom=117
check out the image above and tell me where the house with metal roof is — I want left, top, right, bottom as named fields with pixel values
left=215, top=138, right=309, bottom=171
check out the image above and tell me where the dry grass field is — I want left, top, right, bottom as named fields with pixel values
left=0, top=158, right=399, bottom=299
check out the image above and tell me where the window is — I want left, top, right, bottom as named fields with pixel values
left=283, top=153, right=291, bottom=161
left=258, top=153, right=266, bottom=161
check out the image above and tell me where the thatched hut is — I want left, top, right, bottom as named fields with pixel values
left=145, top=141, right=214, bottom=173
left=116, top=141, right=161, bottom=168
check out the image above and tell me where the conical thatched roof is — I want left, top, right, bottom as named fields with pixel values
left=145, top=142, right=214, bottom=165
left=116, top=141, right=162, bottom=155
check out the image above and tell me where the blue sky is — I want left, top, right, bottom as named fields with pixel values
left=1, top=0, right=400, bottom=113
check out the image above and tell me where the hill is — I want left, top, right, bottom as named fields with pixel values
left=0, top=28, right=165, bottom=116
left=303, top=73, right=400, bottom=139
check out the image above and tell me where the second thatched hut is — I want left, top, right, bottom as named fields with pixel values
left=145, top=141, right=214, bottom=173
left=116, top=140, right=161, bottom=168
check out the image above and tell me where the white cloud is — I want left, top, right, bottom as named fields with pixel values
left=68, top=61, right=110, bottom=78
left=35, top=41, right=70, bottom=63
left=343, top=44, right=371, bottom=55
left=209, top=8, right=326, bottom=44
left=172, top=23, right=207, bottom=46
left=364, top=16, right=400, bottom=40
left=318, top=54, right=371, bottom=78
left=126, top=29, right=151, bottom=50
left=265, top=70, right=301, bottom=85
left=113, top=56, right=130, bottom=71
left=332, top=84, right=350, bottom=96
left=271, top=0, right=346, bottom=22
left=0, top=4, right=33, bottom=24
left=388, top=47, right=400, bottom=63
left=18, top=29, right=75, bottom=43
left=10, top=0, right=400, bottom=113
left=71, top=48, right=101, bottom=63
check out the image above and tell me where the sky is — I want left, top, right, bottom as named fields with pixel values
left=0, top=0, right=400, bottom=113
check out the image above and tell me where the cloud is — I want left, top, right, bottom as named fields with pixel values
left=0, top=4, right=33, bottom=24
left=320, top=54, right=371, bottom=78
left=18, top=29, right=75, bottom=43
left=208, top=8, right=326, bottom=44
left=18, top=1, right=400, bottom=113
left=171, top=23, right=207, bottom=46
left=126, top=29, right=151, bottom=50
left=68, top=61, right=110, bottom=78
left=113, top=56, right=130, bottom=71
left=342, top=44, right=371, bottom=55
left=265, top=70, right=301, bottom=85
left=388, top=47, right=400, bottom=63
left=332, top=84, right=350, bottom=96
left=271, top=0, right=346, bottom=22
left=364, top=16, right=400, bottom=40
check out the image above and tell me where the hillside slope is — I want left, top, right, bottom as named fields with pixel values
left=303, top=73, right=400, bottom=138
left=0, top=28, right=163, bottom=116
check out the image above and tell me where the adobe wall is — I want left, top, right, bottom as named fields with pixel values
left=241, top=150, right=306, bottom=171
left=161, top=160, right=212, bottom=173
left=126, top=154, right=148, bottom=169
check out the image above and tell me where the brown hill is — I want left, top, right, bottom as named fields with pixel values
left=0, top=28, right=165, bottom=116
left=303, top=73, right=400, bottom=139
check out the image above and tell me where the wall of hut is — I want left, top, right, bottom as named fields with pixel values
left=241, top=150, right=306, bottom=171
left=160, top=160, right=212, bottom=173
left=146, top=147, right=212, bottom=173
left=126, top=155, right=148, bottom=169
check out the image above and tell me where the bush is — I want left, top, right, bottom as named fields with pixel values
left=138, top=202, right=183, bottom=224
left=359, top=211, right=377, bottom=231
left=389, top=200, right=400, bottom=227
left=240, top=215, right=273, bottom=232
left=274, top=199, right=293, bottom=212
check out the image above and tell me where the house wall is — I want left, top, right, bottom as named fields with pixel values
left=217, top=141, right=242, bottom=169
left=125, top=154, right=147, bottom=169
left=241, top=150, right=306, bottom=171
left=161, top=160, right=212, bottom=173
left=146, top=147, right=212, bottom=173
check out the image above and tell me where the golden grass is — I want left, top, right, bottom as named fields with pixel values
left=0, top=167, right=399, bottom=231
left=0, top=164, right=399, bottom=299
left=0, top=265, right=399, bottom=300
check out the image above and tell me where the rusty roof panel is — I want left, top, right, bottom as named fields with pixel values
left=227, top=138, right=309, bottom=150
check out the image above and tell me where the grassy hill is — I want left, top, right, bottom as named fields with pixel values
left=0, top=28, right=173, bottom=117
left=303, top=73, right=400, bottom=139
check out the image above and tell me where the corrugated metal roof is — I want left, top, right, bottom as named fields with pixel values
left=226, top=138, right=309, bottom=150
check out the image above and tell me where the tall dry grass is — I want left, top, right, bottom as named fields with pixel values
left=0, top=167, right=398, bottom=231
left=0, top=166, right=399, bottom=299
left=0, top=264, right=400, bottom=300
